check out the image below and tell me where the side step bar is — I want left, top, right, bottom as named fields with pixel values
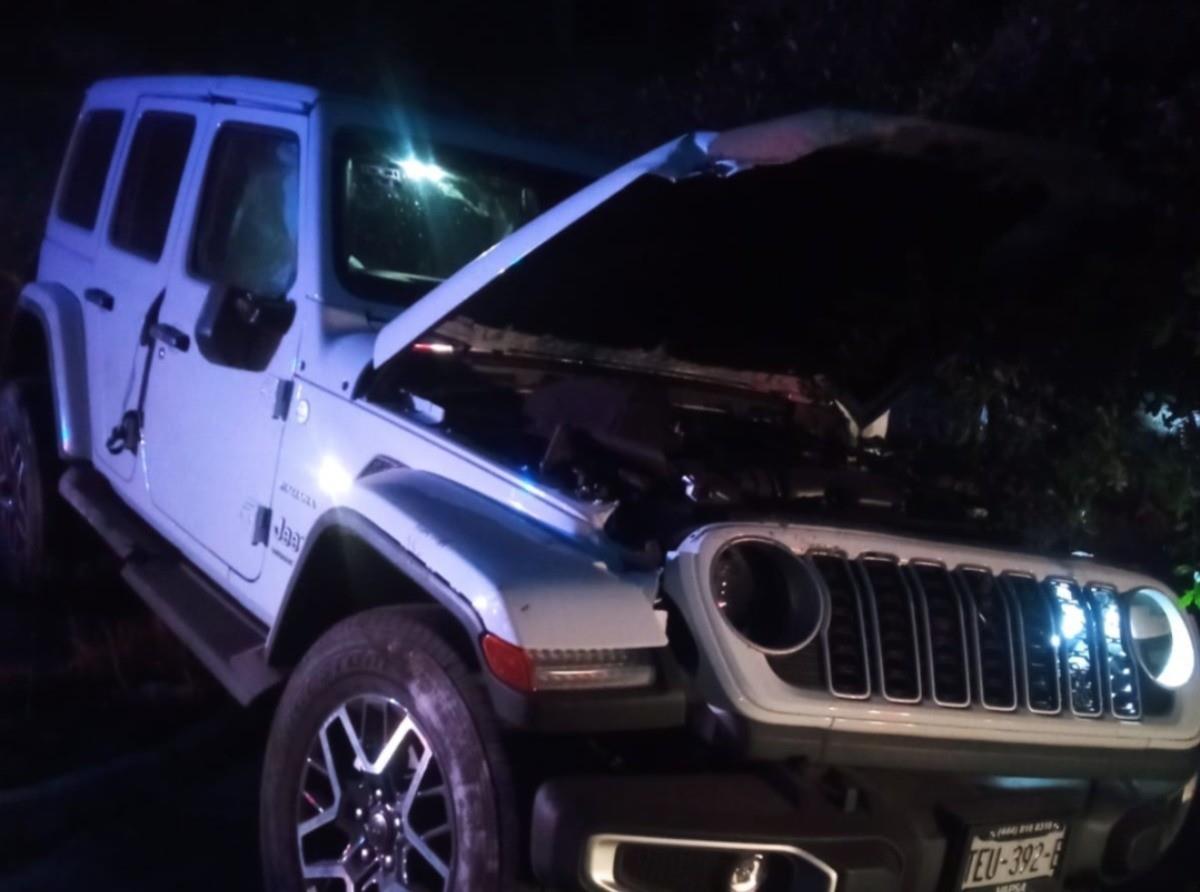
left=60, top=467, right=282, bottom=705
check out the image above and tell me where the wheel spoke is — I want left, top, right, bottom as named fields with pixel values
left=399, top=748, right=433, bottom=822
left=404, top=823, right=450, bottom=881
left=336, top=706, right=374, bottom=774
left=298, top=721, right=343, bottom=839
left=300, top=860, right=353, bottom=890
left=371, top=715, right=414, bottom=775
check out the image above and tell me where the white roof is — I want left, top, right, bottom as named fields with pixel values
left=87, top=75, right=321, bottom=112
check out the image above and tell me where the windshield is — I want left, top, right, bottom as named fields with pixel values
left=333, top=127, right=581, bottom=305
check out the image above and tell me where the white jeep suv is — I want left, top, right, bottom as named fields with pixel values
left=2, top=76, right=1198, bottom=892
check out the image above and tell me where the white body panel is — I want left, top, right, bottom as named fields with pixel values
left=140, top=103, right=309, bottom=580
left=86, top=96, right=213, bottom=484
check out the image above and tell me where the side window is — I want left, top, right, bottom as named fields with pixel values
left=109, top=112, right=196, bottom=261
left=191, top=125, right=300, bottom=296
left=56, top=109, right=124, bottom=230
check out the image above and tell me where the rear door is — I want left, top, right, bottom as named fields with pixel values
left=140, top=107, right=306, bottom=581
left=86, top=99, right=209, bottom=482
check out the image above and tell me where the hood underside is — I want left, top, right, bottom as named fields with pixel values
left=372, top=108, right=1140, bottom=422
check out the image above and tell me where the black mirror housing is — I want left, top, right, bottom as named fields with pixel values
left=195, top=283, right=296, bottom=372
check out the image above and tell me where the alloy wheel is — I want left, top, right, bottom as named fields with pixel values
left=297, top=694, right=454, bottom=892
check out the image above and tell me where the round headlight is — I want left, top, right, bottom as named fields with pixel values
left=710, top=540, right=824, bottom=654
left=1129, top=588, right=1196, bottom=689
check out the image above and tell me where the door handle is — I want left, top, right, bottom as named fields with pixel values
left=83, top=288, right=115, bottom=311
left=148, top=322, right=190, bottom=353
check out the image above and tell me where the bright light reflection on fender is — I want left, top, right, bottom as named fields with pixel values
left=317, top=456, right=353, bottom=500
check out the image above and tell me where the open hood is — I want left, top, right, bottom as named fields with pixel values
left=372, top=109, right=1139, bottom=424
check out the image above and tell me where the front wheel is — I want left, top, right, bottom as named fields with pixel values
left=260, top=608, right=516, bottom=891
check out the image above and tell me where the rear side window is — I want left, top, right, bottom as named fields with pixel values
left=191, top=125, right=300, bottom=296
left=56, top=110, right=124, bottom=230
left=110, top=112, right=196, bottom=260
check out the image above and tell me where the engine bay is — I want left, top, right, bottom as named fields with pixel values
left=368, top=340, right=977, bottom=552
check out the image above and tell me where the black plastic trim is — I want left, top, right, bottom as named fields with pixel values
left=267, top=507, right=488, bottom=664
left=487, top=674, right=687, bottom=733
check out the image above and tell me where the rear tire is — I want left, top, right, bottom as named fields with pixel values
left=0, top=379, right=58, bottom=594
left=260, top=607, right=516, bottom=891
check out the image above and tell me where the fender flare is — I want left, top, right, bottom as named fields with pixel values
left=264, top=507, right=487, bottom=667
left=14, top=282, right=91, bottom=459
left=265, top=505, right=687, bottom=734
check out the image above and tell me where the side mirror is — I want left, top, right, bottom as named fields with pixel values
left=196, top=283, right=296, bottom=372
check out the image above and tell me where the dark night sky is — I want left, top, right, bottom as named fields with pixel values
left=6, top=2, right=1200, bottom=176
left=4, top=2, right=713, bottom=149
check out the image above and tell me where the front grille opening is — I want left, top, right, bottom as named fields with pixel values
left=1047, top=579, right=1104, bottom=716
left=811, top=553, right=870, bottom=699
left=859, top=556, right=922, bottom=702
left=957, top=567, right=1018, bottom=710
left=1003, top=574, right=1063, bottom=714
left=1088, top=584, right=1144, bottom=719
left=910, top=562, right=970, bottom=707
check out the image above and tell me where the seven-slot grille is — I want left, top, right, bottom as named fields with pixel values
left=765, top=551, right=1145, bottom=720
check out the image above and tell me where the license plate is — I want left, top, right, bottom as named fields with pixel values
left=959, top=819, right=1067, bottom=891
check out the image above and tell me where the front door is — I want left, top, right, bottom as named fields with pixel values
left=86, top=98, right=209, bottom=482
left=141, top=108, right=306, bottom=581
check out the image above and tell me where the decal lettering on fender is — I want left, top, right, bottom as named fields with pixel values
left=273, top=516, right=305, bottom=554
left=279, top=481, right=317, bottom=510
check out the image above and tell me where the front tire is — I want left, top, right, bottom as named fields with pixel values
left=0, top=379, right=58, bottom=594
left=261, top=608, right=516, bottom=891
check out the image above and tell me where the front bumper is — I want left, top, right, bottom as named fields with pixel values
left=531, top=764, right=1195, bottom=891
